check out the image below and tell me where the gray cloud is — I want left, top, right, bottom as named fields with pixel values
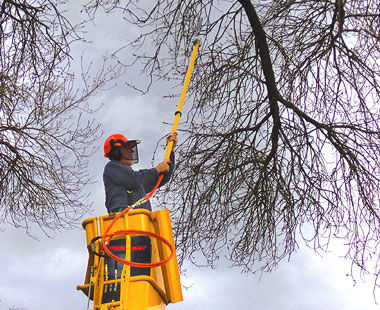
left=0, top=86, right=377, bottom=309
left=0, top=4, right=378, bottom=310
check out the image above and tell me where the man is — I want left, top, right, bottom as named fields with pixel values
left=102, top=132, right=178, bottom=303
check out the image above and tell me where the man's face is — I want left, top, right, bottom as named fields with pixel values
left=120, top=144, right=135, bottom=166
left=120, top=144, right=134, bottom=158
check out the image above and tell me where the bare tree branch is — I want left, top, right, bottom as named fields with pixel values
left=87, top=0, right=380, bottom=292
left=0, top=0, right=120, bottom=233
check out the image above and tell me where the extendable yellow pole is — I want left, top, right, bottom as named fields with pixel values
left=164, top=40, right=200, bottom=160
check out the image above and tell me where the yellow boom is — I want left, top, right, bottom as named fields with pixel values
left=165, top=40, right=201, bottom=159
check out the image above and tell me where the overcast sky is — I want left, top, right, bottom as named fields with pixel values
left=0, top=3, right=378, bottom=310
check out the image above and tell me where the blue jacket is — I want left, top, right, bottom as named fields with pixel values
left=103, top=153, right=174, bottom=213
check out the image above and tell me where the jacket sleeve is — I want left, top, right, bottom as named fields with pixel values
left=105, top=161, right=158, bottom=190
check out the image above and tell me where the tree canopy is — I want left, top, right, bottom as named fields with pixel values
left=1, top=0, right=378, bottom=292
left=86, top=0, right=379, bottom=288
left=0, top=0, right=117, bottom=232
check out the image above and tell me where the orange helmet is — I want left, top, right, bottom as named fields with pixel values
left=104, top=134, right=140, bottom=162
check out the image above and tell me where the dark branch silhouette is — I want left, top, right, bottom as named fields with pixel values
left=0, top=0, right=119, bottom=233
left=86, top=0, right=379, bottom=292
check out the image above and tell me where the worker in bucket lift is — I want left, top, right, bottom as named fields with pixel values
left=102, top=132, right=178, bottom=303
